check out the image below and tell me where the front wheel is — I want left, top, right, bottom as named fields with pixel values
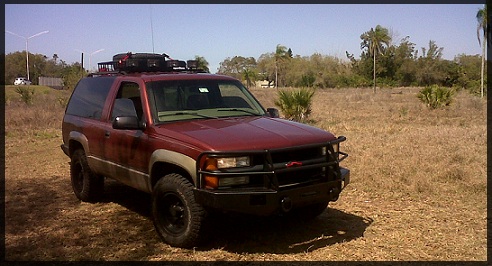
left=152, top=173, right=207, bottom=248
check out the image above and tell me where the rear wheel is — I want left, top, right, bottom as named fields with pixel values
left=70, top=149, right=104, bottom=202
left=152, top=173, right=207, bottom=248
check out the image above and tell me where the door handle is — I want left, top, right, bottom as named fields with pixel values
left=105, top=131, right=110, bottom=138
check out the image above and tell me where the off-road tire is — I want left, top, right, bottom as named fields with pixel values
left=70, top=149, right=104, bottom=202
left=152, top=173, right=207, bottom=248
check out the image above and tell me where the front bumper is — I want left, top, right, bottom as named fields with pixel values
left=194, top=167, right=349, bottom=216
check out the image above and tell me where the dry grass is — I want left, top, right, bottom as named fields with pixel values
left=4, top=85, right=487, bottom=261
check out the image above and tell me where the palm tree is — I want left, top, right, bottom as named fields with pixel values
left=360, top=25, right=391, bottom=93
left=242, top=68, right=257, bottom=89
left=53, top=53, right=58, bottom=64
left=274, top=44, right=290, bottom=88
left=476, top=5, right=488, bottom=98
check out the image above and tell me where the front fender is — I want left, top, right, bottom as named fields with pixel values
left=149, top=149, right=197, bottom=186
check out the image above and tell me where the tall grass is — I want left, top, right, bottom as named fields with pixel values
left=5, top=86, right=71, bottom=139
left=253, top=87, right=487, bottom=200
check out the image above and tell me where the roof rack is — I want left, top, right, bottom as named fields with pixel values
left=94, top=52, right=205, bottom=75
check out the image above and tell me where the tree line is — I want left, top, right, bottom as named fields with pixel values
left=218, top=30, right=485, bottom=96
left=4, top=20, right=487, bottom=97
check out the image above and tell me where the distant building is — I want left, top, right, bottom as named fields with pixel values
left=39, top=77, right=63, bottom=90
left=257, top=80, right=274, bottom=88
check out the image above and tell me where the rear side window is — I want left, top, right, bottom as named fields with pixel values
left=65, top=77, right=115, bottom=119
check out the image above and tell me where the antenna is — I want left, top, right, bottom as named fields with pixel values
left=149, top=4, right=155, bottom=54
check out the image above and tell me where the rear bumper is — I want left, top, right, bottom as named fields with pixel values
left=194, top=167, right=349, bottom=216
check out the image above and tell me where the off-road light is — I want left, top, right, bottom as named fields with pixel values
left=216, top=156, right=250, bottom=169
left=187, top=60, right=198, bottom=69
left=218, top=176, right=249, bottom=187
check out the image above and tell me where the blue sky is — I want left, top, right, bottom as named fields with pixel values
left=5, top=4, right=485, bottom=73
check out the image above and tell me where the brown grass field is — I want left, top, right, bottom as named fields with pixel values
left=4, top=85, right=487, bottom=261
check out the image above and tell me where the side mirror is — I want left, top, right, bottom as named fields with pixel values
left=113, top=116, right=145, bottom=130
left=266, top=108, right=280, bottom=118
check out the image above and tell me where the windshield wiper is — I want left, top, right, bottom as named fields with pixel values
left=217, top=108, right=261, bottom=116
left=158, top=111, right=217, bottom=119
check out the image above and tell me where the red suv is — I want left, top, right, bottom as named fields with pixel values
left=61, top=53, right=349, bottom=248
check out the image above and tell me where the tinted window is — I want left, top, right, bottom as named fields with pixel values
left=65, top=77, right=115, bottom=119
left=111, top=82, right=142, bottom=121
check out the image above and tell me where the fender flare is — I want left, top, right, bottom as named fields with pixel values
left=149, top=149, right=197, bottom=187
left=68, top=131, right=90, bottom=156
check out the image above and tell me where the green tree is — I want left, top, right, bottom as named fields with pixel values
left=257, top=53, right=276, bottom=87
left=360, top=25, right=392, bottom=92
left=454, top=54, right=482, bottom=93
left=416, top=40, right=447, bottom=86
left=476, top=5, right=488, bottom=98
left=194, top=55, right=210, bottom=73
left=5, top=51, right=27, bottom=84
left=61, top=63, right=85, bottom=91
left=393, top=36, right=418, bottom=86
left=218, top=56, right=256, bottom=80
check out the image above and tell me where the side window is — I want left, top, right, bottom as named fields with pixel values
left=111, top=82, right=143, bottom=121
left=66, top=77, right=115, bottom=119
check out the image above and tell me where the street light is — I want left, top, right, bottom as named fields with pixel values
left=75, top=48, right=105, bottom=72
left=6, top=30, right=49, bottom=82
left=89, top=49, right=105, bottom=72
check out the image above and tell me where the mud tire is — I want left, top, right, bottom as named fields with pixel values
left=152, top=173, right=207, bottom=248
left=70, top=149, right=104, bottom=202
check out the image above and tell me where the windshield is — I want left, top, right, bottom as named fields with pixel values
left=146, top=79, right=266, bottom=123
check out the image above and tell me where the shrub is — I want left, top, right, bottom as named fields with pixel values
left=417, top=85, right=455, bottom=109
left=15, top=86, right=35, bottom=106
left=274, top=88, right=315, bottom=122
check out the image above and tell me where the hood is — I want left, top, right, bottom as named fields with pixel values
left=155, top=116, right=335, bottom=152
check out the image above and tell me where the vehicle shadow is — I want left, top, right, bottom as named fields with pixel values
left=102, top=179, right=372, bottom=254
left=199, top=209, right=372, bottom=254
left=101, top=179, right=152, bottom=218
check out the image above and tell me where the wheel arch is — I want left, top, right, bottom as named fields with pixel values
left=149, top=150, right=197, bottom=190
left=67, top=131, right=90, bottom=157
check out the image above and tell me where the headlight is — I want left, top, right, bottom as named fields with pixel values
left=217, top=156, right=250, bottom=168
left=202, top=156, right=251, bottom=189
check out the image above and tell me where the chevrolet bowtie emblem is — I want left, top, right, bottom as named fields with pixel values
left=286, top=161, right=303, bottom=167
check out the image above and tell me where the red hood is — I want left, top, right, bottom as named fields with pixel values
left=154, top=116, right=336, bottom=152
